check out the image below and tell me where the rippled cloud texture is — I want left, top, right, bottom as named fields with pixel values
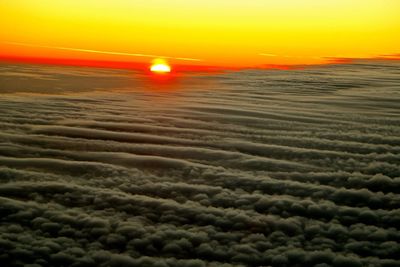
left=0, top=61, right=400, bottom=266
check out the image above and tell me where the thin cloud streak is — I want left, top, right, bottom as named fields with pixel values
left=259, top=53, right=278, bottom=57
left=2, top=41, right=203, bottom=62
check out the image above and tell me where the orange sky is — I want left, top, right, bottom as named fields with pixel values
left=1, top=0, right=399, bottom=69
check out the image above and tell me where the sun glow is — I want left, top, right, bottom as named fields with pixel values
left=0, top=1, right=399, bottom=68
left=150, top=59, right=171, bottom=73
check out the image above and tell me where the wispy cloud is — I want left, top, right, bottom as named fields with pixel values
left=378, top=53, right=400, bottom=58
left=2, top=41, right=203, bottom=62
left=259, top=53, right=278, bottom=57
left=259, top=53, right=313, bottom=59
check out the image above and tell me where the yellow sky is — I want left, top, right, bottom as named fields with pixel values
left=1, top=0, right=399, bottom=68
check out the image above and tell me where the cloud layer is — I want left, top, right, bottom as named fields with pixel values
left=0, top=61, right=399, bottom=266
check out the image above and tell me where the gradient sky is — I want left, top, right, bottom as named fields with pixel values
left=1, top=0, right=399, bottom=68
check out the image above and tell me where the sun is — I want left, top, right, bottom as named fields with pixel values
left=150, top=59, right=171, bottom=73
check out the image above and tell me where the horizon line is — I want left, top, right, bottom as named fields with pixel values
left=0, top=54, right=399, bottom=73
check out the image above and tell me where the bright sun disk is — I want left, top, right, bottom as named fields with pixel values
left=150, top=59, right=171, bottom=73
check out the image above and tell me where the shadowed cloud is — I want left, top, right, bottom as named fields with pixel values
left=0, top=60, right=399, bottom=266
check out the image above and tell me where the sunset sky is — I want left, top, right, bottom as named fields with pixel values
left=1, top=0, right=399, bottom=69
